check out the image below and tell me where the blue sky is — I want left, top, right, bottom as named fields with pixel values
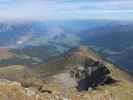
left=0, top=0, right=133, bottom=21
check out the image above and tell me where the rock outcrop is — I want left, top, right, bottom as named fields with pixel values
left=48, top=47, right=133, bottom=100
left=0, top=47, right=132, bottom=100
left=0, top=79, right=113, bottom=100
left=70, top=58, right=111, bottom=91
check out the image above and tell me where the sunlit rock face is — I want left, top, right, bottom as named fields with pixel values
left=70, top=58, right=111, bottom=91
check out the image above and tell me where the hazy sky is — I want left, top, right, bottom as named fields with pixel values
left=0, top=0, right=133, bottom=21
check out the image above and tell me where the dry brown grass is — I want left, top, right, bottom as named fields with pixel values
left=0, top=48, right=13, bottom=60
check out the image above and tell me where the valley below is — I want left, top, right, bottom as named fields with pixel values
left=0, top=20, right=132, bottom=100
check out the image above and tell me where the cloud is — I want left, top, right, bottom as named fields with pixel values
left=0, top=0, right=133, bottom=21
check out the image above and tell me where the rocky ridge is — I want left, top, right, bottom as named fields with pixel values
left=0, top=79, right=114, bottom=100
left=0, top=47, right=132, bottom=100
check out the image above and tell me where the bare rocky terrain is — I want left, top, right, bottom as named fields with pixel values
left=0, top=47, right=132, bottom=100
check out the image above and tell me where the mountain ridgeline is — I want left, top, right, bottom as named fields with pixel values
left=0, top=20, right=132, bottom=100
left=0, top=20, right=133, bottom=74
left=0, top=46, right=132, bottom=100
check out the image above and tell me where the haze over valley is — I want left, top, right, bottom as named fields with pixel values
left=0, top=20, right=133, bottom=74
left=0, top=1, right=133, bottom=99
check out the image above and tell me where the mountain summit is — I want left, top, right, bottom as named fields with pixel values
left=0, top=46, right=132, bottom=100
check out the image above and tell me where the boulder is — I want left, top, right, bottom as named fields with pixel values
left=70, top=58, right=110, bottom=91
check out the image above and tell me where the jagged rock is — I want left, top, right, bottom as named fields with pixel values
left=25, top=88, right=36, bottom=97
left=9, top=81, right=22, bottom=87
left=0, top=47, right=132, bottom=100
left=70, top=58, right=110, bottom=91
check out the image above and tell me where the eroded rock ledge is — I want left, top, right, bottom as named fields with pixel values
left=70, top=58, right=115, bottom=91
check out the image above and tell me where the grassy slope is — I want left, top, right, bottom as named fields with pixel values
left=0, top=65, right=44, bottom=88
left=86, top=47, right=133, bottom=100
left=0, top=46, right=132, bottom=100
left=41, top=47, right=133, bottom=100
left=95, top=62, right=133, bottom=100
left=84, top=47, right=133, bottom=100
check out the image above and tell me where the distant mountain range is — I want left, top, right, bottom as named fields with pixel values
left=79, top=22, right=133, bottom=74
left=0, top=20, right=133, bottom=74
left=0, top=20, right=109, bottom=47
